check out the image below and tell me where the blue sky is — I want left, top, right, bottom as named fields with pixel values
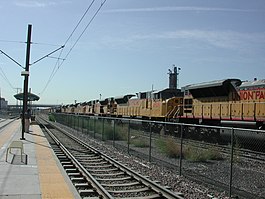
left=0, top=0, right=264, bottom=105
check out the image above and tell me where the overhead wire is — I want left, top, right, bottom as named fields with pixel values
left=0, top=65, right=14, bottom=90
left=64, top=0, right=96, bottom=46
left=0, top=39, right=25, bottom=44
left=61, top=0, right=107, bottom=64
left=39, top=0, right=107, bottom=95
left=39, top=0, right=97, bottom=95
left=31, top=42, right=62, bottom=47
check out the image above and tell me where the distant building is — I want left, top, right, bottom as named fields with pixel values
left=0, top=98, right=8, bottom=109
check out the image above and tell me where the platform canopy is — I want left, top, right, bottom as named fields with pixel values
left=14, top=92, right=40, bottom=101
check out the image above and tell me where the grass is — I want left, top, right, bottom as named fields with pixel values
left=155, top=137, right=181, bottom=158
left=48, top=114, right=56, bottom=122
left=130, top=137, right=149, bottom=148
left=156, top=137, right=223, bottom=162
left=93, top=120, right=128, bottom=141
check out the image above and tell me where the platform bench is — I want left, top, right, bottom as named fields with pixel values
left=6, top=141, right=24, bottom=162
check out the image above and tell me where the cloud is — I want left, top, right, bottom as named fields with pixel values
left=159, top=30, right=265, bottom=50
left=104, top=6, right=257, bottom=13
left=14, top=0, right=70, bottom=8
left=99, top=29, right=265, bottom=53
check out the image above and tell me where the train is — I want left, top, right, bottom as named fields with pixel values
left=59, top=68, right=265, bottom=130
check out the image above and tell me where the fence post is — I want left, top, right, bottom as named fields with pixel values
left=149, top=122, right=152, bottom=162
left=82, top=116, right=84, bottom=133
left=75, top=113, right=79, bottom=131
left=88, top=116, right=90, bottom=134
left=77, top=114, right=79, bottom=131
left=72, top=114, right=74, bottom=129
left=179, top=124, right=183, bottom=176
left=229, top=127, right=234, bottom=197
left=113, top=119, right=116, bottom=147
left=127, top=119, right=130, bottom=154
left=93, top=117, right=96, bottom=138
left=101, top=118, right=104, bottom=141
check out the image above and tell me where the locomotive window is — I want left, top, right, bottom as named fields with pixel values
left=184, top=99, right=193, bottom=108
left=184, top=99, right=193, bottom=104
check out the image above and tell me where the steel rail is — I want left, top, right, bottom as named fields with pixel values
left=38, top=117, right=114, bottom=199
left=0, top=118, right=18, bottom=131
left=38, top=116, right=184, bottom=199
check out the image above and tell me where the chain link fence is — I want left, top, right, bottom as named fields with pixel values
left=52, top=113, right=265, bottom=198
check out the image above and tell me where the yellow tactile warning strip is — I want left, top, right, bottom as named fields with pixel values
left=0, top=120, right=20, bottom=148
left=32, top=124, right=75, bottom=199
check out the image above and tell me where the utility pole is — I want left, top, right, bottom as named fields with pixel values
left=21, top=24, right=32, bottom=140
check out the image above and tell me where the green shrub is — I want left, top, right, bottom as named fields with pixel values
left=156, top=137, right=181, bottom=158
left=94, top=120, right=128, bottom=141
left=183, top=145, right=223, bottom=162
left=131, top=138, right=149, bottom=148
left=48, top=114, right=55, bottom=122
left=156, top=137, right=223, bottom=162
left=184, top=146, right=207, bottom=162
left=204, top=147, right=223, bottom=160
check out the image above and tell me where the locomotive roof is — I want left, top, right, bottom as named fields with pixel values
left=153, top=88, right=183, bottom=99
left=239, top=79, right=265, bottom=89
left=114, top=94, right=135, bottom=104
left=185, top=79, right=241, bottom=98
left=185, top=79, right=242, bottom=90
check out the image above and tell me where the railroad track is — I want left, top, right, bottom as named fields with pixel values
left=0, top=118, right=18, bottom=131
left=37, top=116, right=184, bottom=199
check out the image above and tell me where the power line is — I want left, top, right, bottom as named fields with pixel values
left=64, top=0, right=96, bottom=46
left=39, top=0, right=107, bottom=95
left=0, top=39, right=25, bottom=44
left=62, top=0, right=107, bottom=63
left=39, top=0, right=97, bottom=95
left=0, top=65, right=14, bottom=89
left=31, top=42, right=62, bottom=47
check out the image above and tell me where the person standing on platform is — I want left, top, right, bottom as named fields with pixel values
left=25, top=109, right=31, bottom=133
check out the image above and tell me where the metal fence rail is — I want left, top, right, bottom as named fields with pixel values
left=52, top=113, right=265, bottom=198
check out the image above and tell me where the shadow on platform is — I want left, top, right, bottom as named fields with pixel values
left=7, top=153, right=28, bottom=165
left=24, top=139, right=52, bottom=149
left=25, top=131, right=46, bottom=138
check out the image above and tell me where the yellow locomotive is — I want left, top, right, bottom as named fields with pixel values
left=60, top=67, right=265, bottom=129
left=180, top=78, right=265, bottom=129
left=115, top=89, right=183, bottom=120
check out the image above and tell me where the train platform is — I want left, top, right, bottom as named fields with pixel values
left=0, top=119, right=81, bottom=199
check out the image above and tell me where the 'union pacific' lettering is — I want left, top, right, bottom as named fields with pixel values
left=240, top=90, right=265, bottom=100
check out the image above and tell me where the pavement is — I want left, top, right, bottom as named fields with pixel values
left=0, top=119, right=81, bottom=199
